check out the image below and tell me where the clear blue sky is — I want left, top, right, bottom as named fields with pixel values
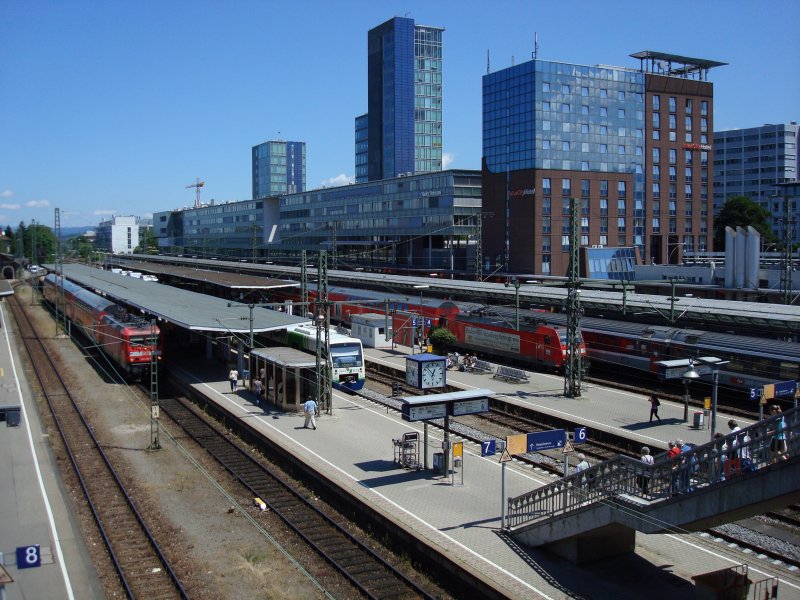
left=1, top=0, right=798, bottom=230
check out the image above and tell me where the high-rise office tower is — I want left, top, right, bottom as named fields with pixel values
left=481, top=51, right=724, bottom=276
left=713, top=122, right=799, bottom=224
left=355, top=16, right=443, bottom=183
left=252, top=140, right=306, bottom=199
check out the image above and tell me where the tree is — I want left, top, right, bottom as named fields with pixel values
left=429, top=327, right=457, bottom=355
left=134, top=227, right=158, bottom=254
left=713, top=196, right=775, bottom=250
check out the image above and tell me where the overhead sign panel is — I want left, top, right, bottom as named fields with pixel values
left=402, top=403, right=447, bottom=422
left=451, top=398, right=489, bottom=416
left=526, top=429, right=566, bottom=452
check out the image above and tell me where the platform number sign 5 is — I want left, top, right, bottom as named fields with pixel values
left=17, top=544, right=41, bottom=569
left=574, top=427, right=588, bottom=445
left=481, top=439, right=496, bottom=457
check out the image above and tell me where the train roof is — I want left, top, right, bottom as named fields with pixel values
left=505, top=305, right=800, bottom=362
left=49, top=264, right=307, bottom=334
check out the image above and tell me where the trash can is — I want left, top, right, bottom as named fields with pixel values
left=433, top=452, right=444, bottom=474
left=692, top=411, right=704, bottom=429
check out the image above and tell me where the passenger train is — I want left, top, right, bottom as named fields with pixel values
left=272, top=284, right=799, bottom=393
left=269, top=322, right=366, bottom=391
left=42, top=274, right=161, bottom=378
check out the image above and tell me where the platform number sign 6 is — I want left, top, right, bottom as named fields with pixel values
left=481, top=439, right=496, bottom=457
left=574, top=427, right=588, bottom=445
left=17, top=544, right=41, bottom=569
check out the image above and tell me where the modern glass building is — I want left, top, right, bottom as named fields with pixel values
left=355, top=17, right=443, bottom=183
left=481, top=52, right=722, bottom=277
left=712, top=122, right=799, bottom=222
left=252, top=140, right=306, bottom=199
left=279, top=169, right=480, bottom=270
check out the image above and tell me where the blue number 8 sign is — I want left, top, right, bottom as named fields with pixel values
left=17, top=545, right=41, bottom=569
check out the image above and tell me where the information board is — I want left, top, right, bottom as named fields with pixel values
left=403, top=403, right=447, bottom=421
left=526, top=429, right=566, bottom=452
left=451, top=398, right=489, bottom=416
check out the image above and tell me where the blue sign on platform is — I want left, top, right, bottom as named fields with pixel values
left=481, top=439, right=496, bottom=457
left=574, top=427, right=588, bottom=444
left=526, top=429, right=566, bottom=452
left=774, top=380, right=798, bottom=399
left=17, top=545, right=41, bottom=569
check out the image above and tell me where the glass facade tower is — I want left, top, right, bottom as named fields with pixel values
left=356, top=17, right=443, bottom=183
left=252, top=140, right=306, bottom=199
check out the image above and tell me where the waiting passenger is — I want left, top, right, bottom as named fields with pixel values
left=769, top=405, right=788, bottom=463
left=638, top=446, right=654, bottom=494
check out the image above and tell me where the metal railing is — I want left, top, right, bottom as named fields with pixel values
left=506, top=406, right=799, bottom=529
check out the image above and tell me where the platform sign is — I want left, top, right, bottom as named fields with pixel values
left=506, top=433, right=527, bottom=455
left=763, top=380, right=797, bottom=400
left=451, top=398, right=489, bottom=416
left=16, top=545, right=41, bottom=569
left=0, top=564, right=13, bottom=584
left=499, top=448, right=512, bottom=463
left=563, top=440, right=575, bottom=454
left=526, top=429, right=566, bottom=452
left=481, top=439, right=496, bottom=456
left=574, top=427, right=588, bottom=444
left=403, top=403, right=446, bottom=421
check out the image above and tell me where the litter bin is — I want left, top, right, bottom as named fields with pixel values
left=692, top=411, right=704, bottom=429
left=433, top=452, right=444, bottom=475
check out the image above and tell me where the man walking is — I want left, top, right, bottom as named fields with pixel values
left=648, top=394, right=661, bottom=422
left=303, top=397, right=318, bottom=430
left=228, top=368, right=239, bottom=392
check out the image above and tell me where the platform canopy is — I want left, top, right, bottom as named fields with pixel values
left=50, top=263, right=307, bottom=333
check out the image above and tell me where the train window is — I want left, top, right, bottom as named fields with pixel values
left=780, top=361, right=800, bottom=380
left=726, top=359, right=745, bottom=373
left=544, top=335, right=551, bottom=345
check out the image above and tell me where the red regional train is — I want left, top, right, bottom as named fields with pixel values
left=272, top=285, right=584, bottom=372
left=42, top=274, right=161, bottom=378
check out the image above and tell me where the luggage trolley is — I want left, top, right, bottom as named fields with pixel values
left=393, top=431, right=421, bottom=470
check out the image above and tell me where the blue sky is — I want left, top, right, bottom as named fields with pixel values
left=1, top=0, right=798, bottom=229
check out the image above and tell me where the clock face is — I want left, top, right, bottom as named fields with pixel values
left=421, top=361, right=445, bottom=389
left=406, top=360, right=419, bottom=387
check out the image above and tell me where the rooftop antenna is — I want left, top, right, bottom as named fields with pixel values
left=486, top=49, right=490, bottom=74
left=532, top=32, right=539, bottom=59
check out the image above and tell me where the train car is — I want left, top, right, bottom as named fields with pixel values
left=42, top=274, right=160, bottom=378
left=272, top=284, right=463, bottom=338
left=525, top=310, right=800, bottom=393
left=271, top=323, right=366, bottom=391
left=434, top=308, right=585, bottom=372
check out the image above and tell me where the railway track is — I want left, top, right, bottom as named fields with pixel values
left=157, top=394, right=436, bottom=600
left=361, top=367, right=800, bottom=567
left=9, top=294, right=188, bottom=599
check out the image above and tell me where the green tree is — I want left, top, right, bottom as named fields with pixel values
left=429, top=327, right=457, bottom=355
left=134, top=227, right=158, bottom=254
left=713, top=196, right=775, bottom=250
left=18, top=221, right=57, bottom=264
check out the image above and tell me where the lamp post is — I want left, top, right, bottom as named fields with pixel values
left=681, top=358, right=698, bottom=423
left=682, top=357, right=729, bottom=440
left=505, top=276, right=521, bottom=330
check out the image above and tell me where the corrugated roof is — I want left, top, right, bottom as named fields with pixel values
left=54, top=264, right=307, bottom=333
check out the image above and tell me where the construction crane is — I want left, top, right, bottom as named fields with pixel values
left=186, top=178, right=204, bottom=208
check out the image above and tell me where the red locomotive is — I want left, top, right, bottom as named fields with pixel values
left=42, top=274, right=161, bottom=378
left=273, top=285, right=583, bottom=372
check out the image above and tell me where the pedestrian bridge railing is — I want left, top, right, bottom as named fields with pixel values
left=506, top=406, right=799, bottom=530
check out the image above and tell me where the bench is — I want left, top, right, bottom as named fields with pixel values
left=493, top=365, right=530, bottom=383
left=468, top=359, right=493, bottom=374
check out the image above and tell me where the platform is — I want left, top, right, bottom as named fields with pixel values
left=173, top=353, right=800, bottom=600
left=0, top=304, right=102, bottom=599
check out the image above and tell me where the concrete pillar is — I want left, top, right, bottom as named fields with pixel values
left=735, top=227, right=746, bottom=288
left=724, top=227, right=736, bottom=288
left=744, top=226, right=760, bottom=289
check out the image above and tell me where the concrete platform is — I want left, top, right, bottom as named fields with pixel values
left=365, top=345, right=750, bottom=453
left=174, top=354, right=800, bottom=600
left=0, top=304, right=103, bottom=599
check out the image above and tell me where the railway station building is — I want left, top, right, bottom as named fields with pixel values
left=481, top=51, right=725, bottom=276
left=153, top=168, right=482, bottom=272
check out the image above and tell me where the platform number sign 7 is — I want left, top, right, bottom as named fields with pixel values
left=17, top=545, right=41, bottom=569
left=574, top=427, right=588, bottom=445
left=481, top=439, right=496, bottom=457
